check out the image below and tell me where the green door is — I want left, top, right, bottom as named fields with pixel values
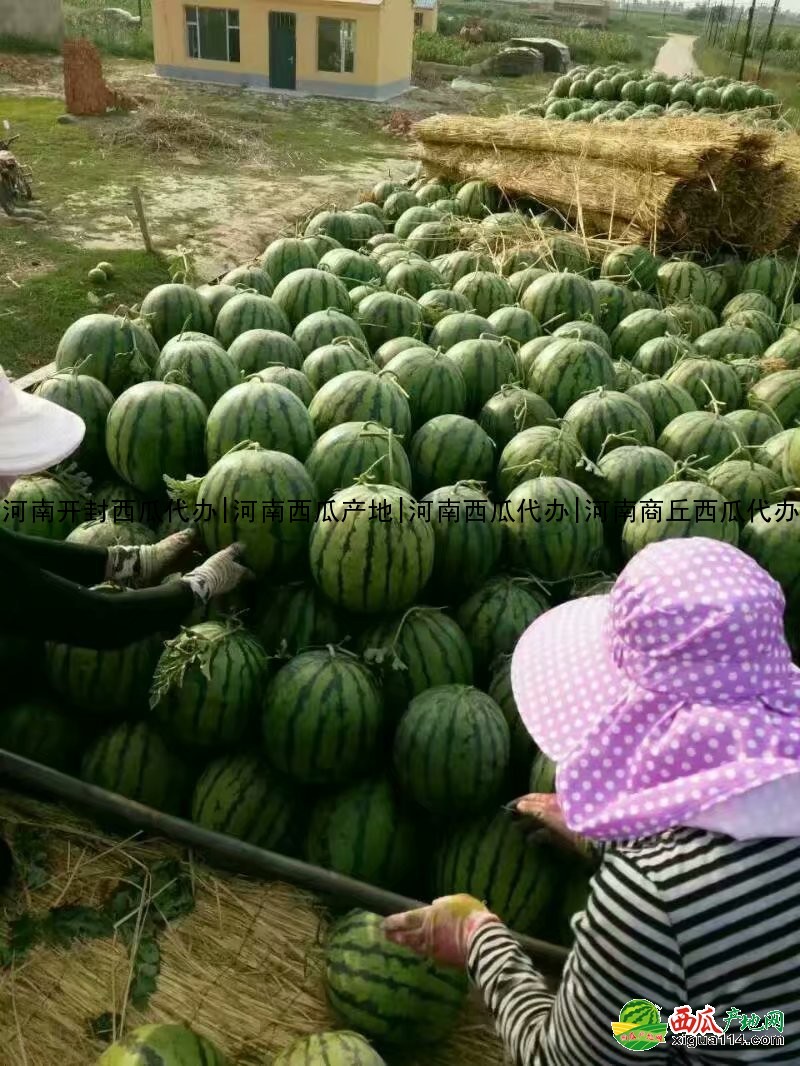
left=269, top=12, right=296, bottom=90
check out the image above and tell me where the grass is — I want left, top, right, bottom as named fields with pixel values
left=63, top=0, right=154, bottom=58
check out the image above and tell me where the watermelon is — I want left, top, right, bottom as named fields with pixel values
left=657, top=410, right=740, bottom=469
left=527, top=338, right=616, bottom=416
left=155, top=334, right=239, bottom=410
left=506, top=475, right=604, bottom=578
left=293, top=309, right=368, bottom=358
left=262, top=649, right=385, bottom=784
left=382, top=190, right=418, bottom=221
left=306, top=420, right=412, bottom=501
left=663, top=357, right=743, bottom=413
left=417, top=289, right=472, bottom=330
left=592, top=279, right=636, bottom=332
left=359, top=607, right=473, bottom=717
left=325, top=910, right=467, bottom=1044
left=423, top=482, right=502, bottom=593
left=139, top=283, right=213, bottom=347
left=707, top=459, right=784, bottom=524
left=611, top=308, right=677, bottom=360
left=562, top=388, right=655, bottom=459
left=384, top=348, right=467, bottom=429
left=55, top=313, right=160, bottom=396
left=221, top=265, right=274, bottom=296
left=409, top=415, right=494, bottom=497
left=303, top=340, right=377, bottom=390
left=656, top=260, right=709, bottom=305
left=272, top=268, right=353, bottom=330
left=451, top=271, right=514, bottom=318
left=600, top=245, right=658, bottom=291
left=261, top=236, right=319, bottom=282
left=750, top=369, right=800, bottom=426
left=703, top=268, right=731, bottom=312
left=227, top=328, right=305, bottom=373
left=385, top=260, right=443, bottom=299
left=784, top=428, right=800, bottom=485
left=530, top=750, right=557, bottom=792
left=428, top=312, right=495, bottom=350
left=665, top=301, right=718, bottom=341
left=191, top=753, right=296, bottom=847
left=762, top=332, right=800, bottom=369
left=591, top=445, right=675, bottom=526
left=356, top=291, right=424, bottom=351
left=756, top=428, right=797, bottom=478
left=456, top=574, right=548, bottom=674
left=0, top=698, right=82, bottom=772
left=432, top=810, right=556, bottom=934
left=726, top=310, right=778, bottom=347
left=518, top=336, right=558, bottom=380
left=374, top=336, right=430, bottom=368
left=309, top=483, right=434, bottom=613
left=196, top=283, right=237, bottom=321
left=417, top=181, right=450, bottom=205
left=614, top=359, right=644, bottom=391
left=520, top=272, right=600, bottom=330
left=106, top=381, right=207, bottom=495
left=393, top=206, right=441, bottom=240
left=319, top=248, right=383, bottom=292
left=214, top=293, right=291, bottom=348
left=695, top=324, right=764, bottom=360
left=723, top=407, right=783, bottom=446
left=455, top=180, right=498, bottom=219
left=496, top=425, right=583, bottom=497
left=622, top=480, right=739, bottom=559
left=508, top=266, right=549, bottom=298
left=80, top=721, right=187, bottom=813
left=479, top=386, right=556, bottom=451
left=67, top=516, right=155, bottom=548
left=255, top=581, right=343, bottom=655
left=35, top=371, right=114, bottom=474
left=741, top=502, right=800, bottom=610
left=631, top=334, right=692, bottom=375
left=273, top=1032, right=385, bottom=1066
left=304, top=234, right=344, bottom=258
left=348, top=283, right=382, bottom=306
left=722, top=291, right=778, bottom=321
left=739, top=256, right=795, bottom=305
left=486, top=306, right=542, bottom=345
left=552, top=319, right=611, bottom=354
left=626, top=379, right=697, bottom=436
left=487, top=654, right=536, bottom=772
left=307, top=777, right=419, bottom=892
left=252, top=365, right=315, bottom=406
left=405, top=220, right=459, bottom=260
left=437, top=250, right=495, bottom=287
left=195, top=444, right=316, bottom=576
left=205, top=380, right=315, bottom=468
left=308, top=370, right=411, bottom=438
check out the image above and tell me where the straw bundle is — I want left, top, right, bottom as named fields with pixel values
left=0, top=793, right=506, bottom=1066
left=414, top=114, right=800, bottom=255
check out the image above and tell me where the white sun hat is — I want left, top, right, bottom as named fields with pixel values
left=0, top=367, right=85, bottom=476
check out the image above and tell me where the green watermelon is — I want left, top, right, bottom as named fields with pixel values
left=590, top=444, right=675, bottom=528
left=739, top=256, right=795, bottom=305
left=409, top=415, right=495, bottom=497
left=304, top=233, right=344, bottom=258
left=191, top=753, right=296, bottom=848
left=666, top=301, right=718, bottom=341
left=695, top=324, right=764, bottom=359
left=227, top=328, right=305, bottom=373
left=562, top=388, right=655, bottom=459
left=261, top=236, right=319, bottom=282
left=3, top=474, right=85, bottom=541
left=657, top=410, right=740, bottom=469
left=508, top=266, right=549, bottom=298
left=252, top=366, right=315, bottom=406
left=722, top=290, right=778, bottom=322
left=756, top=428, right=798, bottom=478
left=749, top=369, right=800, bottom=426
left=423, top=482, right=503, bottom=593
left=138, top=283, right=212, bottom=347
left=417, top=289, right=472, bottom=330
left=309, top=483, right=434, bottom=613
left=155, top=334, right=238, bottom=410
left=527, top=338, right=616, bottom=416
left=255, top=581, right=343, bottom=655
left=205, top=380, right=315, bottom=465
left=600, top=245, right=658, bottom=291
left=428, top=312, right=495, bottom=351
left=726, top=310, right=778, bottom=348
left=452, top=271, right=514, bottom=318
left=382, top=190, right=418, bottom=221
left=384, top=259, right=443, bottom=300
left=305, top=420, right=412, bottom=501
left=0, top=698, right=82, bottom=772
left=762, top=332, right=800, bottom=369
left=67, top=516, right=155, bottom=548
left=437, top=250, right=495, bottom=287
left=520, top=272, right=600, bottom=330
left=486, top=306, right=542, bottom=345
left=496, top=425, right=583, bottom=497
left=384, top=348, right=467, bottom=428
left=54, top=313, right=159, bottom=396
left=614, top=359, right=644, bottom=391
left=611, top=308, right=677, bottom=360
left=530, top=749, right=557, bottom=792
left=456, top=574, right=548, bottom=674
left=355, top=291, right=424, bottom=351
left=506, top=475, right=604, bottom=578
left=221, top=265, right=274, bottom=296
left=214, top=293, right=292, bottom=348
left=592, top=279, right=637, bottom=332
left=373, top=336, right=429, bottom=368
left=552, top=320, right=611, bottom=353
left=308, top=370, right=411, bottom=438
left=405, top=220, right=459, bottom=260
left=272, top=268, right=352, bottom=329
left=319, top=248, right=383, bottom=292
left=292, top=309, right=368, bottom=358
left=707, top=459, right=784, bottom=524
left=741, top=502, right=800, bottom=610
left=626, top=379, right=697, bottom=436
left=455, top=180, right=498, bottom=219
left=302, top=340, right=376, bottom=390
left=34, top=371, right=114, bottom=475
left=262, top=649, right=385, bottom=785
left=196, top=283, right=237, bottom=321
left=393, top=206, right=441, bottom=239
left=479, top=386, right=556, bottom=452
left=622, top=480, right=739, bottom=558
left=656, top=260, right=709, bottom=305
left=272, top=1032, right=385, bottom=1066
left=663, top=357, right=743, bottom=413
left=80, top=721, right=187, bottom=813
left=723, top=408, right=783, bottom=446
left=487, top=654, right=535, bottom=772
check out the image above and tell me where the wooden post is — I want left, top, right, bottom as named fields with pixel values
left=738, top=0, right=758, bottom=79
left=131, top=185, right=153, bottom=253
left=757, top=0, right=780, bottom=81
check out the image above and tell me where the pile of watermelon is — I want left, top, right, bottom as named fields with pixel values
left=526, top=64, right=785, bottom=125
left=3, top=171, right=800, bottom=1058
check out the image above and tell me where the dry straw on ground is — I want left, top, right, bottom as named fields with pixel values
left=414, top=113, right=800, bottom=255
left=0, top=792, right=505, bottom=1066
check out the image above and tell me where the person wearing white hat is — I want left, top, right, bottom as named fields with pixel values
left=0, top=368, right=251, bottom=648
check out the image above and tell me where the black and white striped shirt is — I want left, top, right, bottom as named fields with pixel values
left=467, top=828, right=800, bottom=1063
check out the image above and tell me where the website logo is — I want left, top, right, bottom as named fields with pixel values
left=611, top=1000, right=669, bottom=1052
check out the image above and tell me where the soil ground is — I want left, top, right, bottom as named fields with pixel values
left=653, top=34, right=700, bottom=78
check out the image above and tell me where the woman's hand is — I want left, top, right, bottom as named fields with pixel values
left=182, top=543, right=254, bottom=605
left=105, top=530, right=196, bottom=587
left=509, top=793, right=600, bottom=865
left=383, top=894, right=502, bottom=968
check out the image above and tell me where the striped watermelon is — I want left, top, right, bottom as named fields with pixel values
left=0, top=698, right=82, bottom=772
left=154, top=334, right=238, bottom=410
left=784, top=428, right=800, bottom=485
left=150, top=621, right=268, bottom=748
left=302, top=340, right=377, bottom=390
left=707, top=459, right=784, bottom=524
left=452, top=271, right=514, bottom=317
left=355, top=292, right=424, bottom=351
left=610, top=308, right=677, bottom=360
left=384, top=347, right=467, bottom=428
left=455, top=180, right=498, bottom=218
left=631, top=334, right=692, bottom=375
left=479, top=386, right=556, bottom=451
left=739, top=257, right=795, bottom=305
left=657, top=410, right=740, bottom=469
left=319, top=248, right=383, bottom=292
left=307, top=777, right=419, bottom=893
left=487, top=654, right=535, bottom=773
left=409, top=415, right=495, bottom=497
left=656, top=260, right=710, bottom=305
left=763, top=332, right=800, bottom=369
left=261, top=236, right=319, bottom=282
left=394, top=685, right=510, bottom=814
left=614, top=359, right=644, bottom=391
left=722, top=291, right=778, bottom=322
left=749, top=369, right=800, bottom=426
left=432, top=810, right=557, bottom=934
left=67, top=517, right=155, bottom=548
left=520, top=272, right=600, bottom=330
left=723, top=408, right=783, bottom=446
left=250, top=367, right=314, bottom=407
left=293, top=309, right=368, bottom=358
left=393, top=206, right=441, bottom=239
left=308, top=370, right=411, bottom=438
left=600, top=245, right=658, bottom=291
left=98, top=1025, right=226, bottom=1066
left=527, top=338, right=616, bottom=416
left=214, top=293, right=292, bottom=348
left=756, top=428, right=797, bottom=477
left=382, top=190, right=418, bottom=221
left=497, top=425, right=583, bottom=497
left=139, top=283, right=213, bottom=347
left=665, top=300, right=718, bottom=340
left=428, top=312, right=495, bottom=351
left=55, top=313, right=160, bottom=396
left=405, top=220, right=459, bottom=260
left=741, top=502, right=800, bottom=611
left=703, top=268, right=731, bottom=312
left=508, top=266, right=549, bottom=299
left=664, top=357, right=743, bottom=413
left=304, top=234, right=343, bottom=258
left=434, top=250, right=494, bottom=286
left=726, top=310, right=778, bottom=347
left=205, top=380, right=315, bottom=465
left=385, top=260, right=443, bottom=299
left=423, top=482, right=503, bottom=593
left=191, top=753, right=296, bottom=847
left=552, top=320, right=611, bottom=353
left=592, top=279, right=637, bottom=333
left=562, top=388, right=655, bottom=459
left=456, top=574, right=549, bottom=674
left=3, top=473, right=85, bottom=540
left=227, top=328, right=305, bottom=373
left=695, top=324, right=764, bottom=359
left=530, top=749, right=557, bottom=792
left=486, top=306, right=541, bottom=346
left=626, top=379, right=697, bottom=436
left=417, top=289, right=472, bottom=330
left=262, top=649, right=385, bottom=784
left=35, top=371, right=114, bottom=474
left=273, top=1032, right=385, bottom=1066
left=506, top=476, right=604, bottom=579
left=221, top=265, right=274, bottom=296
left=622, top=480, right=739, bottom=559
left=309, top=483, right=434, bottom=613
left=359, top=606, right=473, bottom=717
left=196, top=283, right=237, bottom=321
left=80, top=721, right=187, bottom=813
left=105, top=381, right=207, bottom=495
left=255, top=581, right=343, bottom=655
left=305, top=420, right=412, bottom=501
left=592, top=445, right=675, bottom=520
left=196, top=444, right=316, bottom=575
left=444, top=336, right=519, bottom=415
left=272, top=269, right=352, bottom=330
left=325, top=910, right=467, bottom=1044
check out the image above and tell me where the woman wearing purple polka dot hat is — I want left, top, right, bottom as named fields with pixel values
left=384, top=537, right=800, bottom=1063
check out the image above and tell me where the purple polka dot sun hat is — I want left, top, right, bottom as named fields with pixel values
left=510, top=537, right=800, bottom=842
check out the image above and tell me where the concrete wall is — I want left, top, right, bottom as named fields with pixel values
left=414, top=5, right=437, bottom=32
left=153, top=0, right=411, bottom=98
left=0, top=0, right=64, bottom=47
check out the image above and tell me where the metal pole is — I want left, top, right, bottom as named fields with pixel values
left=757, top=0, right=780, bottom=80
left=738, top=0, right=758, bottom=78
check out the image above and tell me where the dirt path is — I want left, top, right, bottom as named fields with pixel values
left=654, top=34, right=700, bottom=78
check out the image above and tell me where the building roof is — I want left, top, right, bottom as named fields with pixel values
left=414, top=0, right=437, bottom=9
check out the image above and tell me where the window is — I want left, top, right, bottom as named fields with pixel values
left=317, top=18, right=355, bottom=73
left=414, top=10, right=423, bottom=28
left=185, top=6, right=240, bottom=62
